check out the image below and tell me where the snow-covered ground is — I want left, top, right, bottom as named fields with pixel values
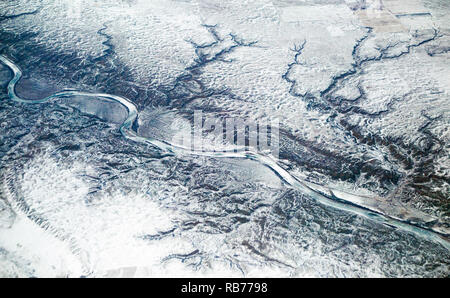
left=0, top=0, right=449, bottom=277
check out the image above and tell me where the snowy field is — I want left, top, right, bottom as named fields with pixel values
left=0, top=0, right=449, bottom=277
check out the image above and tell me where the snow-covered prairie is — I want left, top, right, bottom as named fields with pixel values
left=0, top=0, right=449, bottom=277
